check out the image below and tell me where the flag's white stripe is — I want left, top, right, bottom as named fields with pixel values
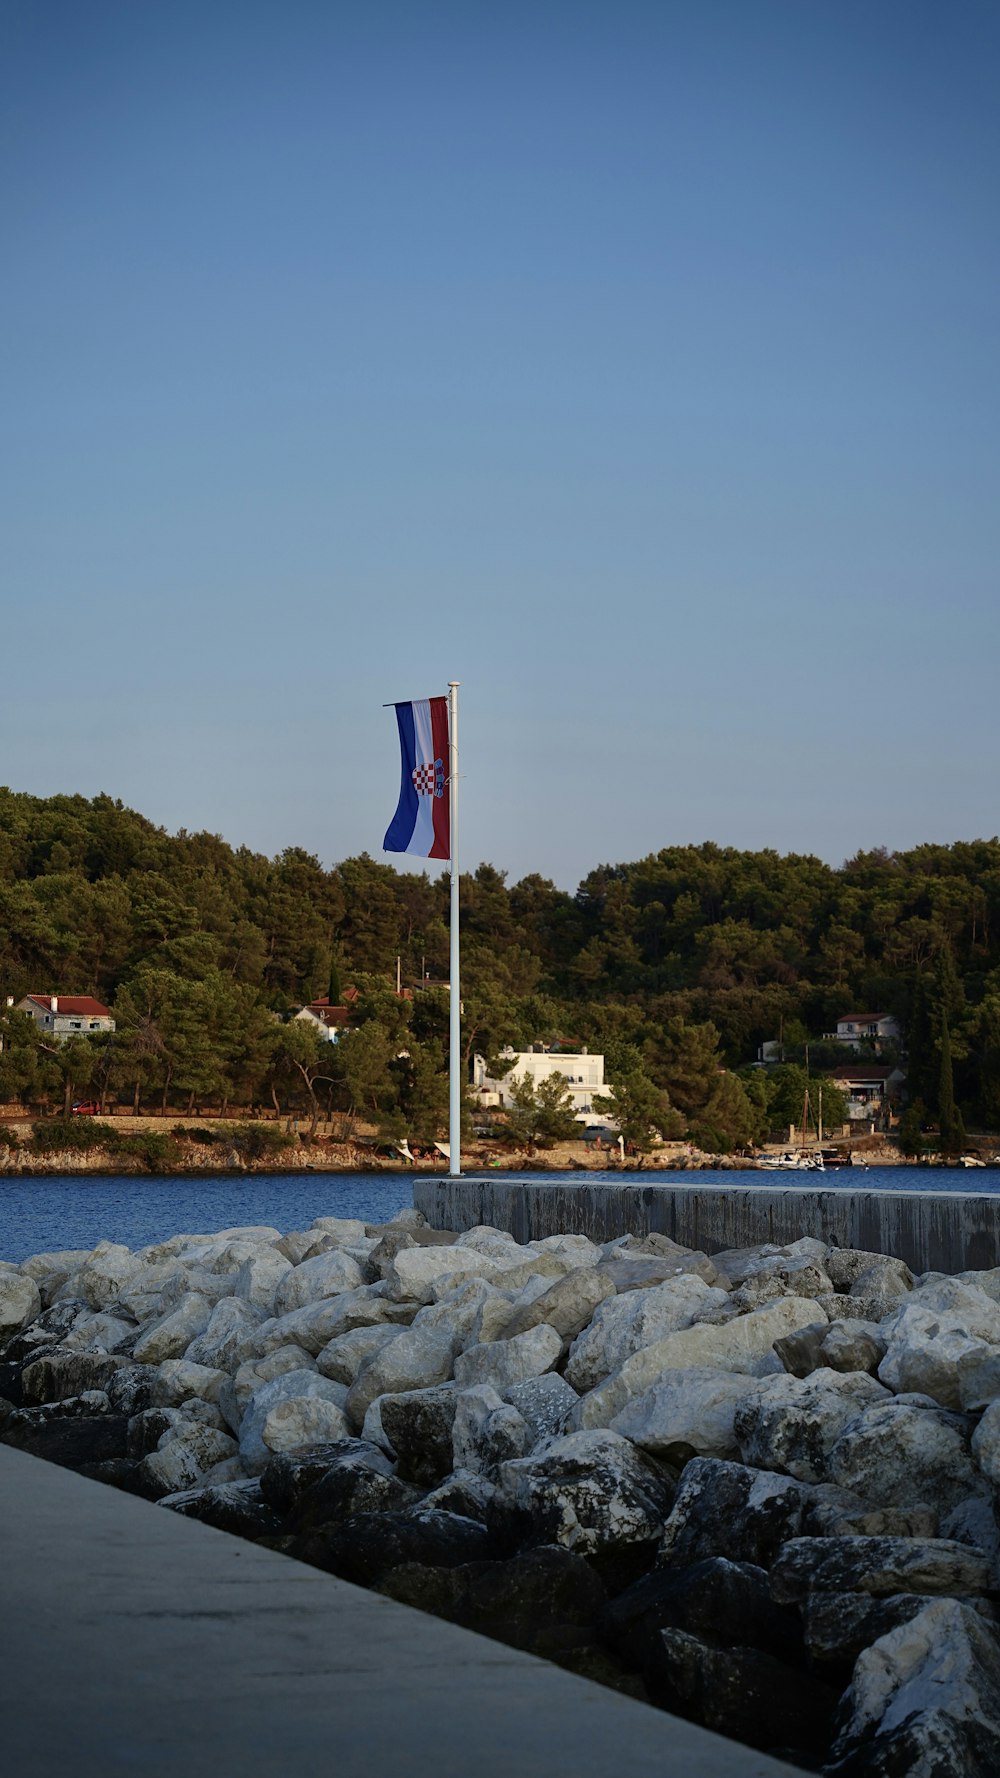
left=406, top=699, right=437, bottom=856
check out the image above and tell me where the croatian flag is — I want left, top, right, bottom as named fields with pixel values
left=383, top=696, right=451, bottom=858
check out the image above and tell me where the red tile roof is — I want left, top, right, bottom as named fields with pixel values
left=26, top=995, right=112, bottom=1018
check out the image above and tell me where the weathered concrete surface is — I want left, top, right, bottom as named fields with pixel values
left=0, top=1445, right=799, bottom=1778
left=414, top=1179, right=1000, bottom=1276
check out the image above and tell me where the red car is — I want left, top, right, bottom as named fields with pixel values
left=71, top=1101, right=100, bottom=1116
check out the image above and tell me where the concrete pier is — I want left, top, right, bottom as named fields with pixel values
left=413, top=1176, right=1000, bottom=1274
left=0, top=1444, right=799, bottom=1778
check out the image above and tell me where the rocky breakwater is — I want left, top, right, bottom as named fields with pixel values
left=4, top=1219, right=1000, bottom=1774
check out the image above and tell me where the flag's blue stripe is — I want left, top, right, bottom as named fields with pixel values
left=383, top=701, right=419, bottom=852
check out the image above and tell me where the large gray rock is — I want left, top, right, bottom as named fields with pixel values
left=572, top=1295, right=826, bottom=1430
left=0, top=1273, right=41, bottom=1347
left=411, top=1277, right=520, bottom=1353
left=500, top=1428, right=672, bottom=1555
left=612, top=1368, right=763, bottom=1465
left=159, top=1477, right=284, bottom=1540
left=711, top=1236, right=828, bottom=1287
left=375, top=1385, right=463, bottom=1485
left=20, top=1350, right=130, bottom=1404
left=734, top=1368, right=890, bottom=1484
left=384, top=1246, right=502, bottom=1304
left=643, top=1626, right=836, bottom=1759
left=828, top=1397, right=983, bottom=1516
left=453, top=1324, right=562, bottom=1391
left=451, top=1385, right=532, bottom=1480
left=239, top=1370, right=350, bottom=1474
left=258, top=1437, right=394, bottom=1516
left=272, top=1249, right=365, bottom=1317
left=74, top=1241, right=143, bottom=1310
left=971, top=1398, right=1000, bottom=1487
left=495, top=1269, right=615, bottom=1346
left=346, top=1326, right=454, bottom=1426
left=250, top=1289, right=417, bottom=1359
left=565, top=1275, right=730, bottom=1393
left=149, top=1359, right=228, bottom=1407
left=137, top=1423, right=239, bottom=1496
left=315, top=1323, right=404, bottom=1384
left=505, top=1373, right=579, bottom=1445
left=825, top=1249, right=913, bottom=1296
left=232, top=1247, right=293, bottom=1311
left=770, top=1536, right=992, bottom=1603
left=133, top=1293, right=214, bottom=1365
left=659, top=1457, right=811, bottom=1569
left=57, top=1308, right=137, bottom=1355
left=826, top=1598, right=1000, bottom=1778
left=802, top=1589, right=976, bottom=1666
left=184, top=1297, right=264, bottom=1371
left=878, top=1286, right=1000, bottom=1408
left=221, top=1345, right=317, bottom=1430
left=820, top=1319, right=887, bottom=1376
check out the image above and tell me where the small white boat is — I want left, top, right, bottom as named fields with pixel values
left=757, top=1152, right=825, bottom=1172
left=960, top=1154, right=986, bottom=1168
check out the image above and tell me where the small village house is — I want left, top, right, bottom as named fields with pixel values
left=16, top=995, right=115, bottom=1041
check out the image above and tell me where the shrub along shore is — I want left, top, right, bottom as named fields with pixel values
left=3, top=1210, right=1000, bottom=1773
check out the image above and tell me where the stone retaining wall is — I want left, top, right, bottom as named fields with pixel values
left=414, top=1178, right=1000, bottom=1274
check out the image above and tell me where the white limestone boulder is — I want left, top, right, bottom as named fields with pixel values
left=611, top=1368, right=764, bottom=1464
left=58, top=1309, right=137, bottom=1354
left=139, top=1423, right=239, bottom=1495
left=505, top=1373, right=579, bottom=1446
left=239, top=1370, right=350, bottom=1473
left=184, top=1297, right=265, bottom=1371
left=346, top=1326, right=454, bottom=1426
left=410, top=1277, right=517, bottom=1353
left=272, top=1249, right=365, bottom=1317
left=384, top=1246, right=502, bottom=1304
left=0, top=1272, right=41, bottom=1347
left=232, top=1248, right=293, bottom=1311
left=151, top=1359, right=229, bottom=1407
left=826, top=1598, right=1000, bottom=1777
left=220, top=1345, right=317, bottom=1432
left=453, top=1324, right=563, bottom=1391
left=315, top=1323, right=405, bottom=1385
left=451, top=1384, right=532, bottom=1479
left=65, top=1241, right=141, bottom=1310
left=565, top=1274, right=730, bottom=1393
left=572, top=1296, right=826, bottom=1430
left=133, top=1293, right=214, bottom=1365
left=495, top=1268, right=616, bottom=1346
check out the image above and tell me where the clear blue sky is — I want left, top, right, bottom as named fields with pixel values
left=2, top=0, right=998, bottom=889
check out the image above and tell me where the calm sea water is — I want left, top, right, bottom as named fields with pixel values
left=2, top=1165, right=998, bottom=1265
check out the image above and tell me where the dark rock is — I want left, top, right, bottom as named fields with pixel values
left=105, top=1365, right=160, bottom=1417
left=420, top=1470, right=494, bottom=1523
left=801, top=1589, right=983, bottom=1666
left=379, top=1545, right=607, bottom=1650
left=773, top=1323, right=826, bottom=1378
left=0, top=1361, right=24, bottom=1405
left=127, top=1407, right=177, bottom=1459
left=1, top=1300, right=88, bottom=1363
left=501, top=1429, right=673, bottom=1557
left=771, top=1535, right=992, bottom=1603
left=21, top=1351, right=131, bottom=1405
left=258, top=1438, right=393, bottom=1517
left=643, top=1627, right=837, bottom=1757
left=77, top=1457, right=143, bottom=1491
left=658, top=1457, right=811, bottom=1569
left=378, top=1386, right=460, bottom=1485
left=161, top=1478, right=285, bottom=1541
left=601, top=1557, right=802, bottom=1668
left=291, top=1507, right=493, bottom=1585
left=1, top=1398, right=128, bottom=1468
left=285, top=1445, right=422, bottom=1533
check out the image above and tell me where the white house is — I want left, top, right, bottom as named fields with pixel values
left=16, top=995, right=115, bottom=1041
left=472, top=1045, right=612, bottom=1125
left=830, top=1013, right=900, bottom=1052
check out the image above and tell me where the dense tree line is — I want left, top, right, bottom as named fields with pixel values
left=0, top=789, right=998, bottom=1140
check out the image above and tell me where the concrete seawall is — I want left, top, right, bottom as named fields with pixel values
left=413, top=1177, right=1000, bottom=1274
left=0, top=1444, right=800, bottom=1778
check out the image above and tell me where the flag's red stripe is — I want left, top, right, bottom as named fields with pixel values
left=429, top=696, right=450, bottom=859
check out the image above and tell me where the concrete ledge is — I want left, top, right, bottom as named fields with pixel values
left=0, top=1446, right=799, bottom=1778
left=414, top=1177, right=1000, bottom=1274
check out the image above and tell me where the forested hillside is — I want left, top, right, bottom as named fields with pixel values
left=1, top=789, right=998, bottom=1140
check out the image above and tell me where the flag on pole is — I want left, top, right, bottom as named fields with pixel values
left=383, top=696, right=451, bottom=858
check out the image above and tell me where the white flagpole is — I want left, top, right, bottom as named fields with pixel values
left=448, top=681, right=461, bottom=1177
